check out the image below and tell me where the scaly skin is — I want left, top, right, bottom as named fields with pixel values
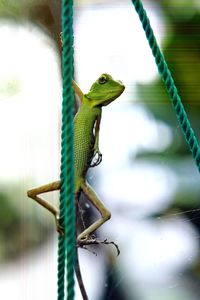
left=27, top=73, right=125, bottom=241
left=74, top=103, right=100, bottom=191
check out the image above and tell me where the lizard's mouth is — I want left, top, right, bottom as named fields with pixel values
left=101, top=85, right=125, bottom=106
left=118, top=80, right=123, bottom=85
left=117, top=81, right=125, bottom=92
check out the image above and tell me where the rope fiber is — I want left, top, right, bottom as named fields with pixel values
left=131, top=0, right=200, bottom=172
left=57, top=1, right=75, bottom=300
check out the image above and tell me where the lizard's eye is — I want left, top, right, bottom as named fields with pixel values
left=98, top=75, right=107, bottom=84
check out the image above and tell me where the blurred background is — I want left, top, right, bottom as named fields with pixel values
left=0, top=0, right=200, bottom=299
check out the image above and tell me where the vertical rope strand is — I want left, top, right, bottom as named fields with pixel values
left=57, top=1, right=75, bottom=300
left=131, top=0, right=200, bottom=172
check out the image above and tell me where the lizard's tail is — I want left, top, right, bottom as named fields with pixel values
left=75, top=247, right=89, bottom=300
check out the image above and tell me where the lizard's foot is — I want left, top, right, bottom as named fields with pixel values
left=90, top=151, right=102, bottom=167
left=77, top=236, right=120, bottom=256
left=55, top=214, right=64, bottom=236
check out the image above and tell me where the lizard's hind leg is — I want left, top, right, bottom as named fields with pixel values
left=78, top=181, right=111, bottom=241
left=27, top=181, right=62, bottom=233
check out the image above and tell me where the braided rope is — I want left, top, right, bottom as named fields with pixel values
left=57, top=1, right=75, bottom=300
left=131, top=0, right=200, bottom=171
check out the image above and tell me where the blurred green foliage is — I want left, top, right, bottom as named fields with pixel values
left=137, top=1, right=200, bottom=213
left=135, top=2, right=200, bottom=288
left=0, top=0, right=62, bottom=50
left=138, top=1, right=200, bottom=152
left=0, top=185, right=53, bottom=262
left=0, top=0, right=61, bottom=262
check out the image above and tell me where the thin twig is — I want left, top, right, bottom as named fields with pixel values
left=78, top=237, right=120, bottom=256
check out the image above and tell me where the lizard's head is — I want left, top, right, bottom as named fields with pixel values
left=84, top=74, right=125, bottom=107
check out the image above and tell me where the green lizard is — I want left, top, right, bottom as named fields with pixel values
left=27, top=74, right=125, bottom=241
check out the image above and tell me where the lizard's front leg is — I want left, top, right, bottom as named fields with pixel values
left=90, top=115, right=102, bottom=167
left=77, top=181, right=111, bottom=241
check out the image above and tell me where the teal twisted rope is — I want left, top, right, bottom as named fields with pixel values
left=57, top=1, right=75, bottom=300
left=131, top=0, right=200, bottom=171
